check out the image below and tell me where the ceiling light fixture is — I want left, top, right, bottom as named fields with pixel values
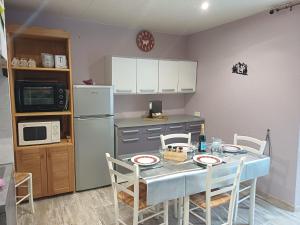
left=201, top=1, right=209, bottom=10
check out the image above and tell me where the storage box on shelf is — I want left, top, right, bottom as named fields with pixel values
left=7, top=25, right=75, bottom=198
left=105, top=56, right=197, bottom=95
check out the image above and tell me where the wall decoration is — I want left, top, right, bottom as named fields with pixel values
left=136, top=30, right=155, bottom=52
left=232, top=62, right=248, bottom=75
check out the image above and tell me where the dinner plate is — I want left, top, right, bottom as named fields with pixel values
left=193, top=154, right=223, bottom=166
left=131, top=154, right=160, bottom=166
left=223, top=144, right=242, bottom=153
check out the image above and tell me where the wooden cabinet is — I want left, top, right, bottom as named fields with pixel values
left=158, top=60, right=179, bottom=93
left=105, top=56, right=197, bottom=95
left=15, top=144, right=74, bottom=198
left=178, top=61, right=197, bottom=93
left=47, top=145, right=74, bottom=195
left=137, top=59, right=159, bottom=94
left=106, top=57, right=137, bottom=94
left=15, top=148, right=47, bottom=198
left=7, top=26, right=75, bottom=198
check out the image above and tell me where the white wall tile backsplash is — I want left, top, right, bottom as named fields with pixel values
left=0, top=75, right=14, bottom=164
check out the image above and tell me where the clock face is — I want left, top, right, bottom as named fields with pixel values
left=136, top=30, right=155, bottom=52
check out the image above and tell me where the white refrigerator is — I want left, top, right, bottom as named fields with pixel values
left=73, top=85, right=114, bottom=191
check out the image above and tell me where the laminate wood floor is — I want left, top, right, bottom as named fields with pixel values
left=17, top=186, right=300, bottom=225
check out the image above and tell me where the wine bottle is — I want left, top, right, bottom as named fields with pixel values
left=198, top=124, right=207, bottom=152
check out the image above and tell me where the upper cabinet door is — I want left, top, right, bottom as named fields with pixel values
left=137, top=59, right=159, bottom=94
left=178, top=61, right=197, bottom=93
left=159, top=60, right=179, bottom=93
left=112, top=57, right=137, bottom=94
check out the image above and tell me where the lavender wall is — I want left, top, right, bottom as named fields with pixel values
left=185, top=9, right=300, bottom=206
left=5, top=7, right=187, bottom=117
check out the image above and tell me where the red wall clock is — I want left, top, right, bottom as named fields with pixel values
left=136, top=30, right=155, bottom=52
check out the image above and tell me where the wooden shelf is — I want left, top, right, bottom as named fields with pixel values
left=15, top=139, right=73, bottom=150
left=15, top=111, right=72, bottom=117
left=11, top=66, right=70, bottom=72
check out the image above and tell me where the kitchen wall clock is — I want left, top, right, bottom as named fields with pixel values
left=136, top=30, right=155, bottom=52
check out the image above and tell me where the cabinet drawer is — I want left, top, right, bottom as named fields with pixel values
left=165, top=123, right=186, bottom=134
left=144, top=135, right=161, bottom=151
left=118, top=135, right=144, bottom=155
left=186, top=122, right=202, bottom=131
left=144, top=125, right=165, bottom=134
left=118, top=127, right=141, bottom=138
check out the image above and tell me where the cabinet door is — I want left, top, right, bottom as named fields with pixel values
left=112, top=57, right=137, bottom=94
left=137, top=59, right=159, bottom=94
left=47, top=145, right=74, bottom=195
left=15, top=147, right=47, bottom=198
left=158, top=60, right=179, bottom=93
left=178, top=61, right=197, bottom=93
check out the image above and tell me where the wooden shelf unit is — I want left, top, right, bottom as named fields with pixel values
left=11, top=66, right=70, bottom=72
left=15, top=111, right=72, bottom=117
left=7, top=25, right=75, bottom=198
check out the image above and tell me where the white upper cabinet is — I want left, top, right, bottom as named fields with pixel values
left=106, top=57, right=137, bottom=94
left=158, top=60, right=179, bottom=94
left=178, top=61, right=197, bottom=93
left=137, top=59, right=159, bottom=94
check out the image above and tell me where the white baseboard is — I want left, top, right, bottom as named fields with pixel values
left=256, top=190, right=296, bottom=212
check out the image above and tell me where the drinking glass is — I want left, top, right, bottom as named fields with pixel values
left=158, top=146, right=165, bottom=163
left=211, top=137, right=223, bottom=155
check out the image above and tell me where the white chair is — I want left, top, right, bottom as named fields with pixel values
left=15, top=172, right=34, bottom=213
left=160, top=133, right=191, bottom=220
left=189, top=157, right=246, bottom=225
left=105, top=153, right=169, bottom=225
left=233, top=134, right=266, bottom=222
left=160, top=133, right=192, bottom=149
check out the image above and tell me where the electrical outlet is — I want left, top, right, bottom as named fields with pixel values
left=194, top=112, right=201, bottom=117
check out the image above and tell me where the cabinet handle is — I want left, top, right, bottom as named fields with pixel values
left=147, top=136, right=160, bottom=140
left=147, top=127, right=162, bottom=132
left=116, top=89, right=132, bottom=93
left=191, top=131, right=200, bottom=134
left=162, top=89, right=175, bottom=92
left=122, top=138, right=140, bottom=142
left=122, top=130, right=139, bottom=134
left=181, top=88, right=194, bottom=92
left=189, top=124, right=201, bottom=128
left=140, top=89, right=155, bottom=93
left=169, top=125, right=183, bottom=129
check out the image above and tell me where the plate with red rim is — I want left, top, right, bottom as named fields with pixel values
left=193, top=154, right=223, bottom=166
left=223, top=144, right=243, bottom=153
left=131, top=154, right=160, bottom=166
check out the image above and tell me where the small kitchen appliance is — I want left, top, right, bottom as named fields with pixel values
left=18, top=120, right=60, bottom=146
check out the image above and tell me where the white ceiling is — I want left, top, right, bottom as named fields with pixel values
left=6, top=0, right=290, bottom=35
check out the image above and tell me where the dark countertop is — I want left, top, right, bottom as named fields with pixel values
left=0, top=163, right=13, bottom=213
left=114, top=114, right=204, bottom=128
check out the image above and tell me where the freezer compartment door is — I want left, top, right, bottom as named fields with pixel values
left=74, top=116, right=114, bottom=191
left=74, top=85, right=113, bottom=117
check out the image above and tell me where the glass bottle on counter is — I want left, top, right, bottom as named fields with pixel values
left=198, top=124, right=207, bottom=152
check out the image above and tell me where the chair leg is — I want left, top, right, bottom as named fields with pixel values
left=164, top=200, right=169, bottom=225
left=112, top=187, right=120, bottom=225
left=28, top=174, right=35, bottom=213
left=234, top=186, right=240, bottom=223
left=174, top=199, right=178, bottom=218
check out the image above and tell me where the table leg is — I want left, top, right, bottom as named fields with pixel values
left=249, top=179, right=257, bottom=225
left=178, top=197, right=183, bottom=225
left=183, top=196, right=189, bottom=225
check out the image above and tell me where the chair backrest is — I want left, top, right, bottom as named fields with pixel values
left=105, top=153, right=140, bottom=209
left=160, top=133, right=191, bottom=149
left=205, top=157, right=245, bottom=225
left=233, top=134, right=266, bottom=155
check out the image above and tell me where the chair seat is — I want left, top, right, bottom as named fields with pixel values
left=118, top=182, right=148, bottom=210
left=14, top=172, right=30, bottom=185
left=190, top=192, right=231, bottom=209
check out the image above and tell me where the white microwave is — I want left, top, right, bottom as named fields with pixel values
left=18, top=120, right=61, bottom=146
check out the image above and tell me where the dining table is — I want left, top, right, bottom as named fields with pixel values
left=120, top=150, right=270, bottom=225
